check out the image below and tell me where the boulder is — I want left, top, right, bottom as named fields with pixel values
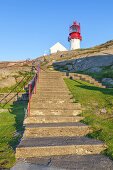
left=16, top=76, right=24, bottom=83
left=102, top=78, right=113, bottom=85
left=0, top=77, right=16, bottom=88
left=66, top=65, right=73, bottom=70
left=100, top=108, right=107, bottom=114
left=0, top=69, right=18, bottom=79
left=0, top=70, right=11, bottom=78
left=86, top=67, right=103, bottom=73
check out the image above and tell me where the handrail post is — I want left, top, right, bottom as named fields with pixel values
left=28, top=84, right=31, bottom=117
left=38, top=68, right=39, bottom=83
left=35, top=74, right=36, bottom=94
left=28, top=61, right=41, bottom=117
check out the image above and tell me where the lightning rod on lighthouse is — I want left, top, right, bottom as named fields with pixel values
left=68, top=20, right=82, bottom=50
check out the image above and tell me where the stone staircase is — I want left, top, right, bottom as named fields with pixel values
left=15, top=71, right=113, bottom=169
left=64, top=73, right=106, bottom=88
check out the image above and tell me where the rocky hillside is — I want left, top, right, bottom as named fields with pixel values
left=0, top=39, right=113, bottom=88
left=38, top=39, right=113, bottom=87
left=0, top=60, right=38, bottom=91
left=37, top=39, right=113, bottom=63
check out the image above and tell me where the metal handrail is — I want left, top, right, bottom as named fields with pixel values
left=28, top=61, right=41, bottom=116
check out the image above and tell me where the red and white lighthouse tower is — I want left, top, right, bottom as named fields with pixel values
left=68, top=20, right=82, bottom=50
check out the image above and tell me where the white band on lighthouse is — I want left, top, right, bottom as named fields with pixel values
left=70, top=39, right=80, bottom=50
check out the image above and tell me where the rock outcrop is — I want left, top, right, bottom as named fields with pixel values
left=0, top=77, right=16, bottom=88
left=53, top=54, right=113, bottom=73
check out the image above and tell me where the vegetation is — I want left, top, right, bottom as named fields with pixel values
left=41, top=61, right=48, bottom=66
left=64, top=78, right=113, bottom=159
left=0, top=103, right=27, bottom=168
left=0, top=71, right=35, bottom=93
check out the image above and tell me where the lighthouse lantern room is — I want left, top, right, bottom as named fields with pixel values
left=68, top=20, right=82, bottom=50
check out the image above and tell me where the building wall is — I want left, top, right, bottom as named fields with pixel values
left=70, top=39, right=80, bottom=50
left=50, top=43, right=67, bottom=54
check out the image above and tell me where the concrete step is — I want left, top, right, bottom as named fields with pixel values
left=31, top=95, right=73, bottom=100
left=16, top=136, right=107, bottom=158
left=24, top=154, right=113, bottom=170
left=30, top=109, right=82, bottom=116
left=30, top=98, right=75, bottom=104
left=74, top=77, right=81, bottom=80
left=70, top=74, right=106, bottom=88
left=24, top=115, right=83, bottom=124
left=39, top=80, right=64, bottom=82
left=23, top=122, right=91, bottom=138
left=35, top=91, right=70, bottom=95
left=40, top=73, right=61, bottom=75
left=31, top=93, right=72, bottom=97
left=38, top=83, right=65, bottom=85
left=39, top=79, right=64, bottom=81
left=37, top=86, right=67, bottom=88
left=30, top=103, right=81, bottom=110
left=36, top=88, right=69, bottom=92
left=39, top=77, right=62, bottom=79
left=36, top=91, right=69, bottom=95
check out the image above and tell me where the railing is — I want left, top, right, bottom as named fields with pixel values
left=28, top=61, right=41, bottom=116
left=0, top=75, right=32, bottom=107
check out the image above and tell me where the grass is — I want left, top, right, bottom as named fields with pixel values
left=0, top=103, right=27, bottom=168
left=64, top=78, right=113, bottom=159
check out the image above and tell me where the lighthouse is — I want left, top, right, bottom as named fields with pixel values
left=68, top=20, right=82, bottom=50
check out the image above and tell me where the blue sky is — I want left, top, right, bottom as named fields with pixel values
left=0, top=0, right=113, bottom=61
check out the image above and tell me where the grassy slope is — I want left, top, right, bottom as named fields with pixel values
left=64, top=78, right=113, bottom=159
left=0, top=103, right=27, bottom=168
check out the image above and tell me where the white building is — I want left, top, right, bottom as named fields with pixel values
left=50, top=42, right=67, bottom=54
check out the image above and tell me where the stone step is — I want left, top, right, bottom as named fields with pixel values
left=30, top=109, right=82, bottom=116
left=36, top=91, right=69, bottom=94
left=31, top=95, right=73, bottom=100
left=23, top=154, right=113, bottom=170
left=40, top=73, right=61, bottom=75
left=36, top=91, right=69, bottom=93
left=23, top=122, right=91, bottom=138
left=34, top=94, right=73, bottom=99
left=16, top=136, right=107, bottom=158
left=39, top=77, right=63, bottom=82
left=71, top=74, right=106, bottom=88
left=36, top=88, right=69, bottom=91
left=35, top=91, right=70, bottom=95
left=39, top=77, right=62, bottom=79
left=38, top=85, right=66, bottom=88
left=24, top=115, right=83, bottom=124
left=30, top=103, right=81, bottom=110
left=37, top=86, right=67, bottom=88
left=30, top=98, right=75, bottom=104
left=39, top=80, right=64, bottom=82
left=39, top=79, right=65, bottom=82
left=38, top=83, right=65, bottom=85
left=74, top=77, right=81, bottom=80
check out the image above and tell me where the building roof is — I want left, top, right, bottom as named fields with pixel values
left=50, top=42, right=67, bottom=50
